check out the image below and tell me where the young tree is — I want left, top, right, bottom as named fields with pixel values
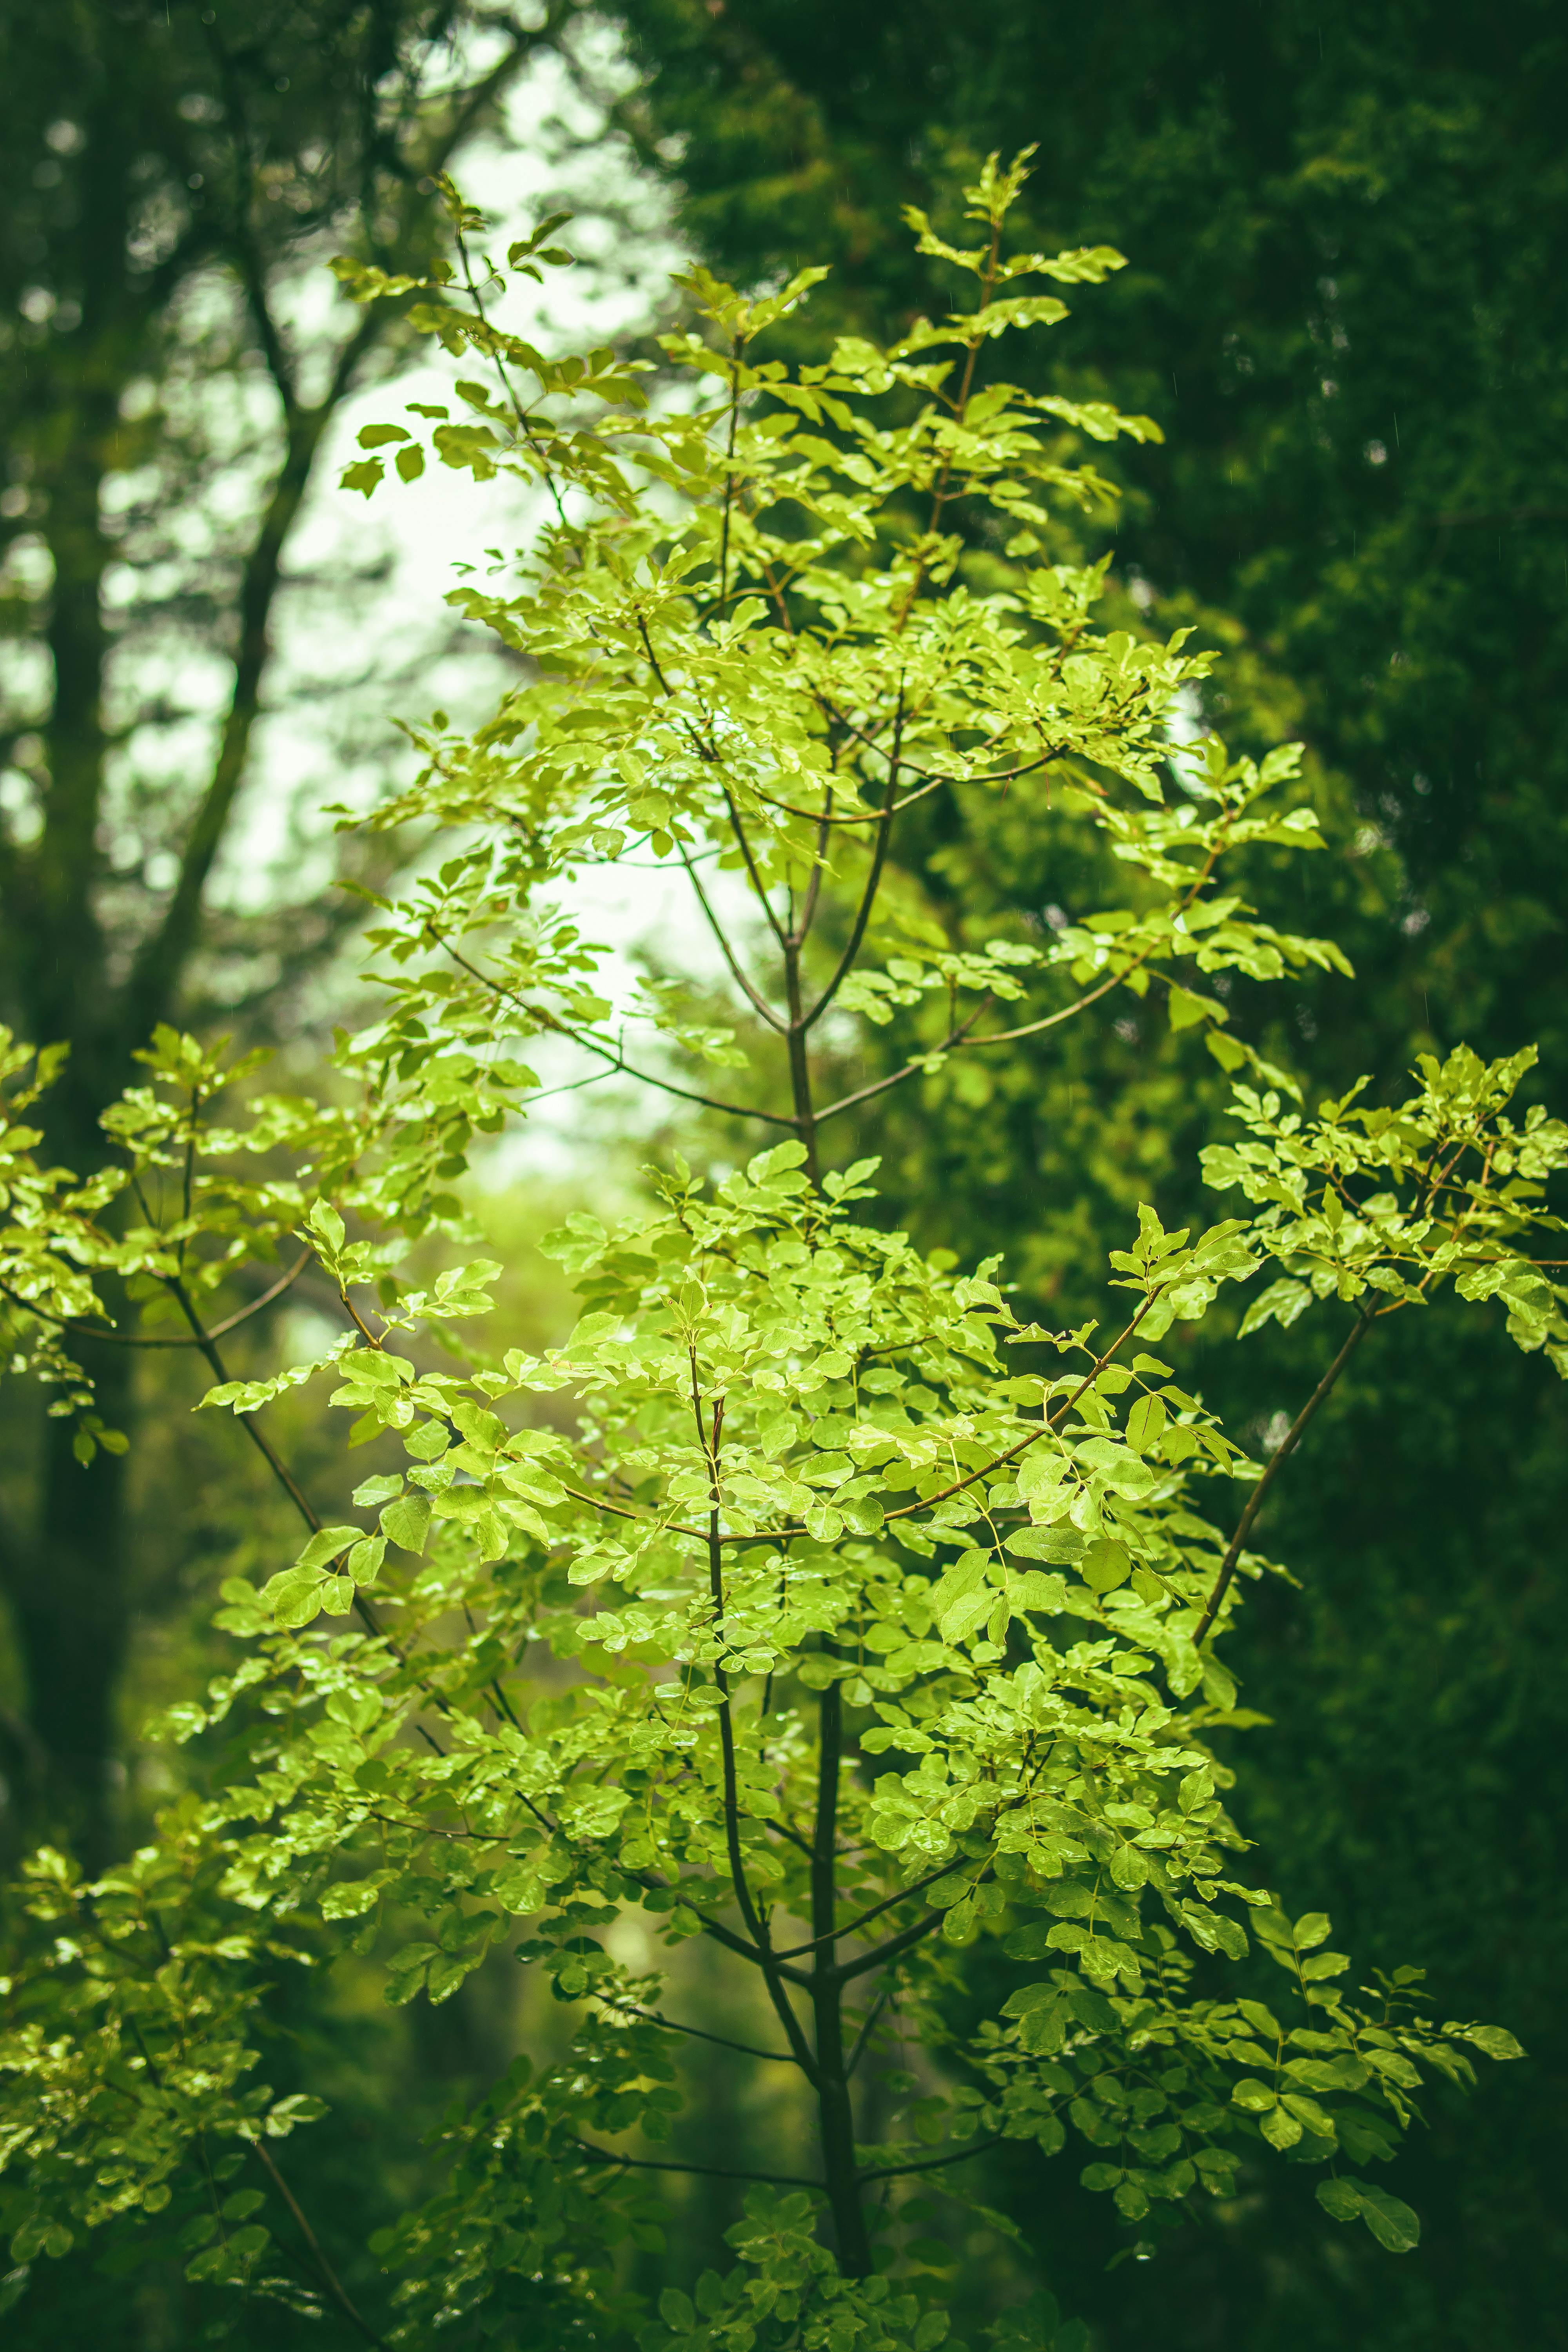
left=0, top=161, right=1556, bottom=2347
left=579, top=20, right=1568, bottom=2336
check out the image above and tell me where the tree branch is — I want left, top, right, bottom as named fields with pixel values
left=716, top=780, right=788, bottom=950
left=425, top=926, right=796, bottom=1129
left=597, top=1996, right=797, bottom=2065
left=678, top=840, right=787, bottom=1031
left=1192, top=1304, right=1377, bottom=1646
left=574, top=2140, right=821, bottom=2189
left=0, top=1252, right=308, bottom=1349
left=771, top=1857, right=959, bottom=1959
left=250, top=2138, right=387, bottom=2350
left=856, top=2133, right=1003, bottom=2185
left=811, top=997, right=994, bottom=1129
left=832, top=1906, right=946, bottom=1985
left=845, top=1987, right=891, bottom=2080
left=697, top=1373, right=821, bottom=2078
left=804, top=697, right=901, bottom=1031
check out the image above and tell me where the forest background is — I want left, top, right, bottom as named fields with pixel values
left=0, top=4, right=1563, bottom=2351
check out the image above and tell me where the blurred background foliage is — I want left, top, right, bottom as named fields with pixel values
left=2, top=2, right=1564, bottom=2347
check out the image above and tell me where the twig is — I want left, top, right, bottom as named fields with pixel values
left=1192, top=1305, right=1377, bottom=1646
left=574, top=2139, right=821, bottom=2188
left=771, top=1857, right=961, bottom=1960
left=857, top=2133, right=1003, bottom=2186
left=250, top=2137, right=388, bottom=2348
left=597, top=1996, right=797, bottom=2064
left=0, top=1253, right=309, bottom=1349
left=425, top=922, right=795, bottom=1128
left=845, top=1987, right=892, bottom=2079
left=803, top=694, right=902, bottom=1032
left=678, top=840, right=787, bottom=1030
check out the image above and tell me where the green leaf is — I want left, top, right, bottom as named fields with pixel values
left=1357, top=2184, right=1421, bottom=2253
left=1454, top=2024, right=1524, bottom=2060
left=1318, top=2177, right=1420, bottom=2253
left=1260, top=2103, right=1302, bottom=2149
left=347, top=1535, right=386, bottom=1584
left=321, top=1878, right=384, bottom=1921
left=1239, top=1278, right=1312, bottom=1338
left=263, top=1570, right=330, bottom=1629
left=381, top=1494, right=432, bottom=1555
left=1167, top=985, right=1212, bottom=1031
left=291, top=1525, right=362, bottom=1575
left=1080, top=1539, right=1131, bottom=1593
left=1006, top=1526, right=1083, bottom=1564
left=1125, top=1393, right=1167, bottom=1451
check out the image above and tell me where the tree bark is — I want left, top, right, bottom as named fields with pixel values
left=8, top=1347, right=132, bottom=1871
left=811, top=1674, right=872, bottom=2276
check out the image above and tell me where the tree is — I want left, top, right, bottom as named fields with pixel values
left=0, top=0, right=565, bottom=1851
left=574, top=11, right=1568, bottom=2339
left=0, top=161, right=1556, bottom=2348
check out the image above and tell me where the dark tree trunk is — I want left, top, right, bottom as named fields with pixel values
left=8, top=106, right=138, bottom=1860
left=12, top=1348, right=133, bottom=1869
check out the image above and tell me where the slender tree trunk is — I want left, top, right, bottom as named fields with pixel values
left=811, top=1674, right=871, bottom=2275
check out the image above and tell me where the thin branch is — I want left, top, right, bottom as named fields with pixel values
left=161, top=1270, right=332, bottom=1539
left=597, top=1996, right=797, bottom=2065
left=856, top=2133, right=1003, bottom=2186
left=699, top=1388, right=765, bottom=1951
left=845, top=1987, right=892, bottom=2080
left=1192, top=1305, right=1376, bottom=1646
left=787, top=784, right=835, bottom=950
left=574, top=2140, right=821, bottom=2189
left=721, top=782, right=790, bottom=951
left=557, top=1478, right=708, bottom=1543
left=426, top=925, right=795, bottom=1128
left=746, top=774, right=945, bottom=828
left=803, top=697, right=902, bottom=1031
left=155, top=1269, right=449, bottom=1758
left=249, top=2138, right=387, bottom=2351
left=678, top=840, right=786, bottom=1030
left=771, top=1857, right=959, bottom=1960
left=718, top=330, right=742, bottom=605
left=0, top=1252, right=308, bottom=1349
left=697, top=1371, right=822, bottom=2079
left=833, top=1906, right=946, bottom=1984
left=876, top=1295, right=1160, bottom=1527
left=811, top=997, right=994, bottom=1129
left=655, top=1899, right=810, bottom=1984
left=1427, top=503, right=1568, bottom=530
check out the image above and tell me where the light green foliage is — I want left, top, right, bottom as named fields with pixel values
left=1206, top=1047, right=1568, bottom=1368
left=0, top=159, right=1549, bottom=2347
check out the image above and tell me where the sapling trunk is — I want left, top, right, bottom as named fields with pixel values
left=810, top=1672, right=872, bottom=2275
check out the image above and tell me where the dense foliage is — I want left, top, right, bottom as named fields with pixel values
left=588, top=11, right=1568, bottom=2343
left=0, top=165, right=1559, bottom=2348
